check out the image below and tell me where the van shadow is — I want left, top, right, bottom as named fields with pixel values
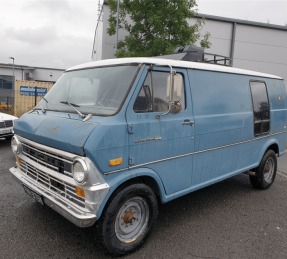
left=0, top=137, right=12, bottom=147
left=17, top=174, right=254, bottom=258
left=157, top=174, right=253, bottom=225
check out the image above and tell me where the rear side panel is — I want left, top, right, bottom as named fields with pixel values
left=268, top=79, right=287, bottom=143
left=188, top=69, right=287, bottom=189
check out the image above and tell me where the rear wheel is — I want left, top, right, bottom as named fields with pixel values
left=250, top=150, right=277, bottom=189
left=99, top=183, right=158, bottom=255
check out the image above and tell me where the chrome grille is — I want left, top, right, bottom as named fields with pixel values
left=20, top=160, right=85, bottom=208
left=22, top=143, right=73, bottom=177
left=0, top=120, right=13, bottom=128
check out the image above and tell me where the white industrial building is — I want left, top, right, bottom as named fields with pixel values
left=0, top=63, right=64, bottom=83
left=0, top=63, right=65, bottom=106
left=92, top=1, right=287, bottom=82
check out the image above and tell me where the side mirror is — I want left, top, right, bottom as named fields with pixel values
left=167, top=73, right=183, bottom=102
left=166, top=73, right=183, bottom=114
left=172, top=74, right=183, bottom=102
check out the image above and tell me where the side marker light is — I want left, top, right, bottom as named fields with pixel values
left=109, top=157, right=123, bottom=167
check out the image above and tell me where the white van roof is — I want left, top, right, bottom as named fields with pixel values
left=67, top=57, right=282, bottom=80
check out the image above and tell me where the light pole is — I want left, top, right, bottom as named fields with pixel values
left=9, top=57, right=14, bottom=79
left=9, top=57, right=15, bottom=110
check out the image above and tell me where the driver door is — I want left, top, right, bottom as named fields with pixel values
left=126, top=67, right=195, bottom=195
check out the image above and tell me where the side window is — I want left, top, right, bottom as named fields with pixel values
left=133, top=71, right=185, bottom=113
left=250, top=81, right=270, bottom=136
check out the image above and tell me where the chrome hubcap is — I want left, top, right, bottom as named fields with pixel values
left=115, top=197, right=149, bottom=243
left=263, top=157, right=275, bottom=184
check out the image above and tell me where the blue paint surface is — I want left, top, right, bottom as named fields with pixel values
left=14, top=112, right=98, bottom=155
left=14, top=64, right=287, bottom=208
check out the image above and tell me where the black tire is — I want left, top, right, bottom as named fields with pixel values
left=5, top=136, right=12, bottom=141
left=249, top=150, right=277, bottom=189
left=99, top=183, right=158, bottom=256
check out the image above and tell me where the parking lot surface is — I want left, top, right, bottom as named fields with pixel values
left=1, top=138, right=287, bottom=258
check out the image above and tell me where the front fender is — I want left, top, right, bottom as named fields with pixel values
left=95, top=167, right=167, bottom=219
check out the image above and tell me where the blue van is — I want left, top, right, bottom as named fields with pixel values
left=10, top=58, right=287, bottom=255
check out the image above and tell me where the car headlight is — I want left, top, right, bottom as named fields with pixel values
left=11, top=136, right=22, bottom=155
left=72, top=157, right=89, bottom=184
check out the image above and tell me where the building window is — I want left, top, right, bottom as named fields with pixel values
left=0, top=75, right=13, bottom=105
left=0, top=75, right=13, bottom=89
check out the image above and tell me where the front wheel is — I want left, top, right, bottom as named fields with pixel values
left=99, top=183, right=158, bottom=255
left=249, top=150, right=277, bottom=189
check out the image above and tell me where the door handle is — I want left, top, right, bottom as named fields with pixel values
left=182, top=119, right=194, bottom=126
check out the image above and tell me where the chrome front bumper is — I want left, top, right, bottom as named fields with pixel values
left=10, top=166, right=97, bottom=227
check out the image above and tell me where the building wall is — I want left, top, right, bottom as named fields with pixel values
left=92, top=3, right=105, bottom=61
left=30, top=68, right=64, bottom=82
left=0, top=64, right=65, bottom=82
left=190, top=19, right=233, bottom=58
left=102, top=5, right=117, bottom=60
left=92, top=3, right=127, bottom=61
left=233, top=24, right=287, bottom=79
left=0, top=67, right=24, bottom=81
left=92, top=18, right=104, bottom=60
left=92, top=5, right=287, bottom=81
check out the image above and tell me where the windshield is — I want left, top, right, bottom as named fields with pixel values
left=35, top=65, right=139, bottom=116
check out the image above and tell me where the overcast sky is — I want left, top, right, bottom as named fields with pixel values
left=1, top=0, right=287, bottom=69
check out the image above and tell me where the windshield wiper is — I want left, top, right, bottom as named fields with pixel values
left=60, top=101, right=84, bottom=117
left=60, top=101, right=92, bottom=122
left=42, top=97, right=48, bottom=103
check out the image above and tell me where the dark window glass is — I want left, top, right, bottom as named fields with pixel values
left=250, top=81, right=270, bottom=136
left=134, top=71, right=185, bottom=113
left=3, top=81, right=12, bottom=89
left=133, top=85, right=152, bottom=112
left=0, top=76, right=13, bottom=89
left=0, top=76, right=13, bottom=106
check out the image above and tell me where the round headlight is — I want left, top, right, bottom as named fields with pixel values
left=72, top=158, right=88, bottom=184
left=11, top=136, right=22, bottom=155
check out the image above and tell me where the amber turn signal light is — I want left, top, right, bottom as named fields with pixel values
left=75, top=187, right=85, bottom=198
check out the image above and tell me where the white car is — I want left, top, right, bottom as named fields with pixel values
left=0, top=112, right=18, bottom=140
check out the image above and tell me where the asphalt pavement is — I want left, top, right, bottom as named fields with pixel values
left=278, top=154, right=287, bottom=174
left=1, top=138, right=287, bottom=259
